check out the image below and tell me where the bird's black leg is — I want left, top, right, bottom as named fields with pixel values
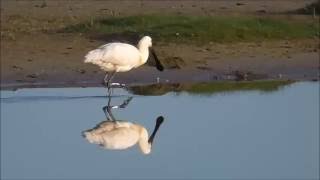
left=102, top=105, right=116, bottom=121
left=104, top=72, right=127, bottom=91
left=102, top=96, right=133, bottom=119
left=102, top=105, right=111, bottom=120
left=103, top=73, right=109, bottom=85
left=108, top=106, right=116, bottom=122
left=102, top=96, right=116, bottom=121
left=102, top=95, right=112, bottom=119
left=106, top=71, right=116, bottom=90
left=103, top=72, right=115, bottom=87
left=103, top=72, right=116, bottom=95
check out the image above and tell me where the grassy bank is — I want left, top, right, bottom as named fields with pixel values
left=63, top=15, right=319, bottom=43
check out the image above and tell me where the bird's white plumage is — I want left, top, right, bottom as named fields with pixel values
left=84, top=36, right=152, bottom=73
left=85, top=43, right=141, bottom=72
left=83, top=120, right=151, bottom=154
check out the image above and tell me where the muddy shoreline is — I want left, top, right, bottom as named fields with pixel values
left=1, top=0, right=319, bottom=89
left=1, top=33, right=319, bottom=90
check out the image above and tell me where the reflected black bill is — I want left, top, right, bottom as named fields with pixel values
left=148, top=116, right=164, bottom=144
left=150, top=48, right=164, bottom=71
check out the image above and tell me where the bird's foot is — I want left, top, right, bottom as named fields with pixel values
left=109, top=83, right=127, bottom=90
left=119, top=96, right=133, bottom=108
left=102, top=81, right=125, bottom=89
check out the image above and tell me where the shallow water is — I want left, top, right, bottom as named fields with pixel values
left=1, top=82, right=319, bottom=179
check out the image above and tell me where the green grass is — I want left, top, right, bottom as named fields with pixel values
left=62, top=15, right=319, bottom=43
left=129, top=80, right=294, bottom=96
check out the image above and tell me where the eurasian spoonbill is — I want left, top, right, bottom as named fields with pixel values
left=84, top=36, right=164, bottom=89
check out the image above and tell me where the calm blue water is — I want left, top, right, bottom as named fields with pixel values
left=1, top=82, right=319, bottom=179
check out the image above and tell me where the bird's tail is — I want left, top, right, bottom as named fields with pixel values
left=84, top=49, right=103, bottom=63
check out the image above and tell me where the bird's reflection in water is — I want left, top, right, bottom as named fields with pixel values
left=82, top=89, right=164, bottom=154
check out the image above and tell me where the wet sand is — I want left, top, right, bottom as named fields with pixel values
left=1, top=0, right=319, bottom=89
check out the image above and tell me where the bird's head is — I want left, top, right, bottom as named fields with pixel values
left=138, top=35, right=164, bottom=71
left=82, top=131, right=104, bottom=145
left=139, top=116, right=164, bottom=155
left=139, top=36, right=152, bottom=48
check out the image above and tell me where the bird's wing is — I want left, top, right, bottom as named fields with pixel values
left=98, top=43, right=141, bottom=66
left=101, top=127, right=140, bottom=149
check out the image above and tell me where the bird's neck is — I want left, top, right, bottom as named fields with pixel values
left=138, top=128, right=151, bottom=154
left=138, top=44, right=149, bottom=66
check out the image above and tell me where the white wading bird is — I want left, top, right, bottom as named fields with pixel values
left=84, top=36, right=164, bottom=88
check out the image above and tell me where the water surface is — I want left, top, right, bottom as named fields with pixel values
left=1, top=82, right=319, bottom=179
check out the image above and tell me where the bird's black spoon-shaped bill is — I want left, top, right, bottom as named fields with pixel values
left=148, top=116, right=164, bottom=144
left=150, top=48, right=164, bottom=71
